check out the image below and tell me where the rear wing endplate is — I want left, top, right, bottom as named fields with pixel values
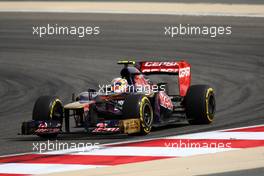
left=137, top=61, right=191, bottom=97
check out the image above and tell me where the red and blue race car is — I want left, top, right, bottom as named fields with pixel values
left=21, top=60, right=216, bottom=138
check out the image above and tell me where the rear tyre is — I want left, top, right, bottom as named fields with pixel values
left=123, top=94, right=153, bottom=135
left=32, top=96, right=63, bottom=138
left=185, top=85, right=216, bottom=124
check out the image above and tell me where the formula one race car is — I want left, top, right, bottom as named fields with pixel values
left=21, top=60, right=216, bottom=138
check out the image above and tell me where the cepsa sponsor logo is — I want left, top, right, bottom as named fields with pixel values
left=179, top=67, right=190, bottom=78
left=142, top=62, right=179, bottom=73
left=143, top=62, right=178, bottom=67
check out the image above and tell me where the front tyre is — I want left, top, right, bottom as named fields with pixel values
left=123, top=95, right=154, bottom=135
left=32, top=96, right=63, bottom=138
left=185, top=85, right=216, bottom=124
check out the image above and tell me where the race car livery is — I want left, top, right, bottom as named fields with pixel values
left=21, top=60, right=216, bottom=137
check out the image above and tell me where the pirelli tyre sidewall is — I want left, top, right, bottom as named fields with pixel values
left=139, top=97, right=154, bottom=134
left=185, top=85, right=216, bottom=124
left=32, top=96, right=63, bottom=138
left=123, top=94, right=154, bottom=135
left=33, top=96, right=63, bottom=122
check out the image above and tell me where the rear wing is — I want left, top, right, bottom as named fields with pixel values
left=137, top=61, right=191, bottom=97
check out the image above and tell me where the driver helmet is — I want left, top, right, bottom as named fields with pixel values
left=111, top=77, right=128, bottom=93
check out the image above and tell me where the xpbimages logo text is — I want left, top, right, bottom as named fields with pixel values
left=32, top=24, right=100, bottom=38
left=164, top=139, right=232, bottom=149
left=32, top=140, right=100, bottom=153
left=164, top=24, right=232, bottom=38
left=98, top=83, right=166, bottom=95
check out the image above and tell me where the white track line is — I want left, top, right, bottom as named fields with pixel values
left=167, top=131, right=264, bottom=140
left=0, top=9, right=264, bottom=18
left=44, top=146, right=236, bottom=157
left=0, top=163, right=105, bottom=175
left=219, top=124, right=264, bottom=132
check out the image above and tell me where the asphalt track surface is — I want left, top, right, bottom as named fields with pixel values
left=0, top=13, right=264, bottom=156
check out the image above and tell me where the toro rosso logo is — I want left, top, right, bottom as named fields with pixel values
left=179, top=67, right=190, bottom=78
left=143, top=62, right=178, bottom=67
left=159, top=92, right=173, bottom=110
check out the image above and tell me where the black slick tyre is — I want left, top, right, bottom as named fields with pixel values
left=32, top=96, right=63, bottom=138
left=123, top=94, right=153, bottom=135
left=185, top=85, right=216, bottom=124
